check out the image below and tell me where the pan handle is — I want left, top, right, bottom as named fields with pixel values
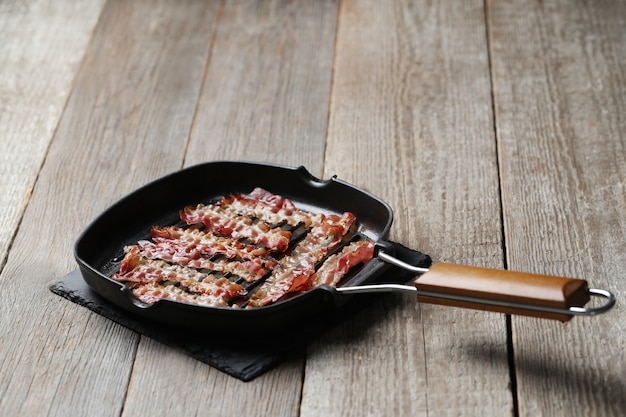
left=373, top=251, right=616, bottom=321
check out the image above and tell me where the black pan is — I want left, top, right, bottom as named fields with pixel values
left=75, top=161, right=615, bottom=336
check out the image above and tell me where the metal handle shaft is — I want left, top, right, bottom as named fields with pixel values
left=336, top=284, right=615, bottom=316
left=339, top=250, right=617, bottom=319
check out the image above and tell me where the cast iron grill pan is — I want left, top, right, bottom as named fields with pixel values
left=74, top=161, right=615, bottom=336
left=75, top=161, right=399, bottom=335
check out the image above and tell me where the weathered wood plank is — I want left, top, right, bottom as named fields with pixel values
left=120, top=1, right=339, bottom=416
left=123, top=339, right=305, bottom=417
left=185, top=0, right=338, bottom=167
left=0, top=0, right=105, bottom=269
left=0, top=0, right=220, bottom=415
left=300, top=0, right=512, bottom=416
left=488, top=0, right=626, bottom=415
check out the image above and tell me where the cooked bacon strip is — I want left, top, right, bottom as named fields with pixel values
left=151, top=226, right=268, bottom=260
left=248, top=212, right=356, bottom=307
left=113, top=247, right=246, bottom=306
left=132, top=282, right=231, bottom=307
left=135, top=240, right=275, bottom=282
left=217, top=187, right=322, bottom=228
left=246, top=187, right=296, bottom=210
left=311, top=239, right=375, bottom=287
left=180, top=204, right=291, bottom=252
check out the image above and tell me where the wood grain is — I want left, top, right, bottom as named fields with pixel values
left=301, top=0, right=512, bottom=415
left=185, top=0, right=338, bottom=168
left=2, top=0, right=623, bottom=415
left=488, top=0, right=626, bottom=415
left=0, top=0, right=105, bottom=269
left=122, top=338, right=305, bottom=417
left=0, top=0, right=219, bottom=415
left=121, top=1, right=339, bottom=416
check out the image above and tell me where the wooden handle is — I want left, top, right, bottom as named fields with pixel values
left=414, top=263, right=590, bottom=321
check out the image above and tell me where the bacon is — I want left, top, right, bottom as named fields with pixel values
left=217, top=187, right=322, bottom=228
left=180, top=204, right=291, bottom=252
left=112, top=246, right=246, bottom=306
left=247, top=212, right=356, bottom=307
left=113, top=188, right=374, bottom=309
left=247, top=187, right=296, bottom=211
left=298, top=212, right=356, bottom=255
left=151, top=226, right=268, bottom=260
left=311, top=239, right=375, bottom=287
left=118, top=245, right=145, bottom=275
left=135, top=239, right=275, bottom=282
left=132, top=283, right=231, bottom=307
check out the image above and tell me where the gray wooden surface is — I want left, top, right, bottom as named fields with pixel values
left=1, top=0, right=624, bottom=416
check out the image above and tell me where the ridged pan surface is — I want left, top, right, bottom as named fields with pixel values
left=75, top=161, right=397, bottom=335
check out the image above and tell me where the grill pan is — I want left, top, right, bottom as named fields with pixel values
left=75, top=161, right=615, bottom=336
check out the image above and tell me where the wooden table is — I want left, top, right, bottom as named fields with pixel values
left=2, top=0, right=624, bottom=415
